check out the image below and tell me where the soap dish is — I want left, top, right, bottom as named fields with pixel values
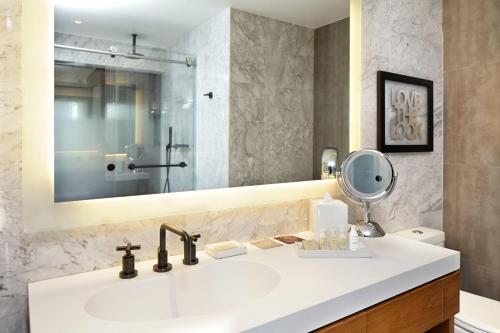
left=204, top=241, right=247, bottom=259
left=250, top=239, right=283, bottom=250
left=295, top=241, right=372, bottom=258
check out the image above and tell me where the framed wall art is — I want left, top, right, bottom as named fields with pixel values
left=377, top=71, right=433, bottom=152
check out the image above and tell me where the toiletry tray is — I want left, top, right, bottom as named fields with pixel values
left=294, top=242, right=372, bottom=258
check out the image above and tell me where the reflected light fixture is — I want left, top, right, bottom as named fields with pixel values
left=321, top=147, right=338, bottom=179
left=73, top=19, right=83, bottom=24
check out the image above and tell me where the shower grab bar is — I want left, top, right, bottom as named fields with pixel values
left=54, top=44, right=195, bottom=67
left=127, top=162, right=187, bottom=170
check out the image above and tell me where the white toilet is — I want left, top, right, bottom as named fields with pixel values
left=394, top=227, right=500, bottom=333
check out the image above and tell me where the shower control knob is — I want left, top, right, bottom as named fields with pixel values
left=107, top=163, right=116, bottom=171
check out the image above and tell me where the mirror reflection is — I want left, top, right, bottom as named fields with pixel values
left=347, top=154, right=393, bottom=196
left=54, top=0, right=350, bottom=202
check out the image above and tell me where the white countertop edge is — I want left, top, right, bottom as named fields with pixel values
left=249, top=254, right=460, bottom=332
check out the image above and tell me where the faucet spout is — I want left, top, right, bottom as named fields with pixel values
left=158, top=223, right=200, bottom=267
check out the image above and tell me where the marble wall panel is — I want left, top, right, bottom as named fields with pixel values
left=229, top=9, right=314, bottom=187
left=0, top=0, right=21, bottom=193
left=360, top=0, right=444, bottom=233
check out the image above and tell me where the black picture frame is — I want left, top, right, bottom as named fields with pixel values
left=377, top=71, right=433, bottom=153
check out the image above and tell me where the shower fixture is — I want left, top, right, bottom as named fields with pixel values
left=55, top=43, right=195, bottom=66
left=106, top=127, right=189, bottom=193
left=109, top=45, right=118, bottom=58
left=127, top=34, right=144, bottom=59
left=172, top=144, right=189, bottom=149
left=163, top=127, right=189, bottom=193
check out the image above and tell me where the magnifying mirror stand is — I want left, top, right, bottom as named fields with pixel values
left=336, top=149, right=397, bottom=238
left=357, top=201, right=386, bottom=237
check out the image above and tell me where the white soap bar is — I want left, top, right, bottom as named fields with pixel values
left=204, top=241, right=247, bottom=259
left=310, top=192, right=348, bottom=241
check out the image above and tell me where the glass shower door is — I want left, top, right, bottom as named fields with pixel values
left=54, top=64, right=107, bottom=202
left=159, top=58, right=196, bottom=193
left=54, top=47, right=196, bottom=202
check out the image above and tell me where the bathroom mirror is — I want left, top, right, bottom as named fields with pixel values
left=337, top=150, right=397, bottom=237
left=53, top=0, right=351, bottom=202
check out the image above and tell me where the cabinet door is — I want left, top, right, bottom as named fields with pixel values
left=315, top=312, right=366, bottom=333
left=365, top=272, right=459, bottom=333
left=313, top=272, right=460, bottom=333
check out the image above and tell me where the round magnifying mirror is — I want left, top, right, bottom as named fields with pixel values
left=337, top=149, right=397, bottom=237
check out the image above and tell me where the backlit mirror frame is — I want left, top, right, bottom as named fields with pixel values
left=21, top=0, right=361, bottom=232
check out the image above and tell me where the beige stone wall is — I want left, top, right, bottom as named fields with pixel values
left=443, top=0, right=500, bottom=301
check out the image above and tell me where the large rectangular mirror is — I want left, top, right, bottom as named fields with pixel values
left=54, top=0, right=350, bottom=202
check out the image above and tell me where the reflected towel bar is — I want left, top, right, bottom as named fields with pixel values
left=127, top=162, right=187, bottom=170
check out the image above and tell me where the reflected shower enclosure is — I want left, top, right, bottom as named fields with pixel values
left=54, top=37, right=196, bottom=202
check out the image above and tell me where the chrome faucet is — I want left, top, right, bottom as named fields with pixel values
left=153, top=223, right=200, bottom=272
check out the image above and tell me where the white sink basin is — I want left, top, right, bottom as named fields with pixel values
left=85, top=261, right=280, bottom=322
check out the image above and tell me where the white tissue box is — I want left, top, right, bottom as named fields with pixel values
left=309, top=193, right=348, bottom=241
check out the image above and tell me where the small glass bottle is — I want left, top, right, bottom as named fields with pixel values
left=349, top=225, right=359, bottom=251
left=338, top=227, right=348, bottom=250
left=319, top=228, right=329, bottom=250
left=329, top=227, right=338, bottom=250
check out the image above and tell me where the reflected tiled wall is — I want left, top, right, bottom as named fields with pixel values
left=360, top=0, right=444, bottom=233
left=443, top=0, right=500, bottom=301
left=229, top=9, right=314, bottom=186
left=313, top=18, right=350, bottom=179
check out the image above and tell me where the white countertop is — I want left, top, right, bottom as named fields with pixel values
left=28, top=234, right=460, bottom=333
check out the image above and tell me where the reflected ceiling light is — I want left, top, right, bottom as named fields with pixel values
left=73, top=19, right=83, bottom=24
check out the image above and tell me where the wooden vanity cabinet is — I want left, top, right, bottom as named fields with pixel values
left=314, top=271, right=460, bottom=333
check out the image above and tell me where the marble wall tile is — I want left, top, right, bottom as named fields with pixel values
left=229, top=9, right=314, bottom=187
left=360, top=0, right=444, bottom=233
left=0, top=3, right=21, bottom=85
left=0, top=1, right=21, bottom=193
